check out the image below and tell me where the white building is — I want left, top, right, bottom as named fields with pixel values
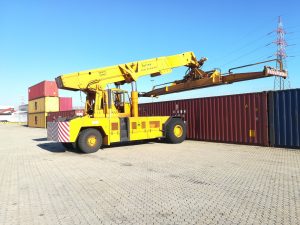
left=0, top=105, right=27, bottom=122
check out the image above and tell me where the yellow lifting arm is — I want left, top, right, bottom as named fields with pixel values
left=140, top=59, right=288, bottom=97
left=55, top=52, right=201, bottom=91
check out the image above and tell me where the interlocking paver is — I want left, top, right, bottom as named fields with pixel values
left=0, top=124, right=299, bottom=225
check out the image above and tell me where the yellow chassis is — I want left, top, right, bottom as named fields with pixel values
left=68, top=115, right=170, bottom=145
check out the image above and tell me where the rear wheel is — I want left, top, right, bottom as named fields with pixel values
left=165, top=118, right=186, bottom=143
left=77, top=128, right=102, bottom=153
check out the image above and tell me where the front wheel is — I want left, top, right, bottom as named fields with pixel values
left=165, top=118, right=186, bottom=144
left=77, top=128, right=103, bottom=153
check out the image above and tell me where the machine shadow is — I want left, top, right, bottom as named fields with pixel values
left=33, top=138, right=48, bottom=141
left=37, top=143, right=82, bottom=153
left=105, top=139, right=159, bottom=149
left=37, top=139, right=165, bottom=154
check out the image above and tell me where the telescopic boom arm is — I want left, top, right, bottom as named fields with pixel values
left=55, top=52, right=204, bottom=91
left=139, top=59, right=287, bottom=97
left=54, top=52, right=287, bottom=98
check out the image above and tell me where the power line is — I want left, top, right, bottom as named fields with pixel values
left=212, top=33, right=271, bottom=63
left=219, top=43, right=271, bottom=68
left=286, top=37, right=300, bottom=41
left=284, top=25, right=300, bottom=29
left=247, top=54, right=275, bottom=64
left=210, top=17, right=278, bottom=62
left=288, top=30, right=300, bottom=34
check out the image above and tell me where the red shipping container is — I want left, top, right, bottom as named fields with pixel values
left=59, top=97, right=73, bottom=111
left=28, top=81, right=58, bottom=101
left=139, top=92, right=269, bottom=146
left=47, top=110, right=84, bottom=122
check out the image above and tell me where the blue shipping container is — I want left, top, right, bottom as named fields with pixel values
left=268, top=89, right=300, bottom=148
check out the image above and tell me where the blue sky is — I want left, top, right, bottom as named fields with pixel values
left=0, top=0, right=299, bottom=108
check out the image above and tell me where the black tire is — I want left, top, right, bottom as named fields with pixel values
left=165, top=118, right=186, bottom=144
left=61, top=142, right=76, bottom=150
left=77, top=128, right=102, bottom=153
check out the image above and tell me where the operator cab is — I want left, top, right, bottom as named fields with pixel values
left=85, top=89, right=131, bottom=118
left=110, top=89, right=131, bottom=116
left=85, top=91, right=96, bottom=115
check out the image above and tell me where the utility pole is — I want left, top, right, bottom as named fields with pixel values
left=274, top=16, right=288, bottom=90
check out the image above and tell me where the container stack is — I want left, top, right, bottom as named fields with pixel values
left=59, top=97, right=73, bottom=111
left=46, top=97, right=78, bottom=122
left=268, top=89, right=300, bottom=148
left=47, top=109, right=84, bottom=123
left=139, top=92, right=269, bottom=146
left=28, top=81, right=59, bottom=128
left=139, top=88, right=300, bottom=149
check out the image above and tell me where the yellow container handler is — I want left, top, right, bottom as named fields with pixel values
left=47, top=52, right=287, bottom=153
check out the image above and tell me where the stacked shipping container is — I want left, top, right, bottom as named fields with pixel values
left=28, top=81, right=58, bottom=100
left=47, top=109, right=84, bottom=122
left=59, top=97, right=73, bottom=111
left=268, top=89, right=300, bottom=148
left=46, top=97, right=76, bottom=122
left=139, top=92, right=269, bottom=146
left=28, top=97, right=59, bottom=113
left=28, top=81, right=59, bottom=128
left=139, top=89, right=300, bottom=148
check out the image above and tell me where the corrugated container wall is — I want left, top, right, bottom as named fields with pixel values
left=59, top=97, right=73, bottom=111
left=28, top=113, right=48, bottom=128
left=28, top=81, right=58, bottom=101
left=139, top=92, right=269, bottom=146
left=268, top=89, right=300, bottom=148
left=47, top=110, right=84, bottom=122
left=28, top=97, right=59, bottom=113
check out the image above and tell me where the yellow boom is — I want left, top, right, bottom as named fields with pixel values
left=55, top=52, right=202, bottom=91
left=140, top=59, right=287, bottom=97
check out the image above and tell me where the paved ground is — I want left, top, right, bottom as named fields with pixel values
left=0, top=124, right=299, bottom=225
